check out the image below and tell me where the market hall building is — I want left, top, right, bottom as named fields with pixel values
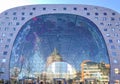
left=0, top=4, right=120, bottom=84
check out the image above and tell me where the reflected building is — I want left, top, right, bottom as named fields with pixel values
left=45, top=49, right=76, bottom=83
left=81, top=60, right=110, bottom=84
left=46, top=48, right=63, bottom=67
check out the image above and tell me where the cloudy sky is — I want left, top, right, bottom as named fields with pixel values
left=0, top=0, right=120, bottom=13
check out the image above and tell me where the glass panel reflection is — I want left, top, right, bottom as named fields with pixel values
left=10, top=14, right=110, bottom=84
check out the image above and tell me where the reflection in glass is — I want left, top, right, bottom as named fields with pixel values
left=10, top=14, right=110, bottom=84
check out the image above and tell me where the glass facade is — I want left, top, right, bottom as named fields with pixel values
left=10, top=14, right=110, bottom=83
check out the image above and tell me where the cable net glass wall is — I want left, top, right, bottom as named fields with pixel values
left=10, top=14, right=110, bottom=84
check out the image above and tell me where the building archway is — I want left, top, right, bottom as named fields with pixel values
left=10, top=13, right=110, bottom=83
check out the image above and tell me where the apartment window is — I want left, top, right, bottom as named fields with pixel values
left=102, top=17, right=107, bottom=21
left=108, top=23, right=112, bottom=26
left=103, top=12, right=107, bottom=15
left=21, top=17, right=25, bottom=20
left=63, top=7, right=67, bottom=10
left=5, top=45, right=9, bottom=49
left=112, top=13, right=115, bottom=15
left=111, top=45, right=115, bottom=49
left=22, top=12, right=25, bottom=15
left=95, top=13, right=99, bottom=15
left=0, top=39, right=3, bottom=43
left=2, top=59, right=6, bottom=63
left=95, top=17, right=98, bottom=20
left=84, top=8, right=87, bottom=10
left=114, top=68, right=119, bottom=74
left=16, top=22, right=20, bottom=25
left=112, top=52, right=117, bottom=56
left=114, top=33, right=118, bottom=37
left=53, top=9, right=56, bottom=11
left=2, top=33, right=5, bottom=37
left=100, top=22, right=104, bottom=25
left=7, top=39, right=11, bottom=43
left=106, top=34, right=110, bottom=37
left=111, top=17, right=115, bottom=21
left=13, top=17, right=17, bottom=20
left=10, top=33, right=13, bottom=37
left=4, top=12, right=8, bottom=15
left=112, top=28, right=115, bottom=32
left=5, top=17, right=9, bottom=19
left=13, top=12, right=16, bottom=15
left=117, top=39, right=120, bottom=43
left=115, top=23, right=119, bottom=26
left=0, top=22, right=5, bottom=25
left=87, top=13, right=90, bottom=16
left=94, top=7, right=98, bottom=10
left=104, top=28, right=107, bottom=31
left=0, top=68, right=5, bottom=73
left=114, top=59, right=118, bottom=64
left=3, top=51, right=8, bottom=55
left=109, top=39, right=113, bottom=43
left=29, top=12, right=33, bottom=15
left=118, top=45, right=120, bottom=50
left=8, top=22, right=12, bottom=26
left=43, top=7, right=46, bottom=10
left=32, top=7, right=36, bottom=10
left=73, top=7, right=77, bottom=10
left=13, top=27, right=16, bottom=31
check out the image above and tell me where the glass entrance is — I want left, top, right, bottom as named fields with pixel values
left=10, top=14, right=110, bottom=84
left=84, top=79, right=97, bottom=84
left=54, top=78, right=66, bottom=84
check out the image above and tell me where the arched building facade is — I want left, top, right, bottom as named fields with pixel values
left=0, top=4, right=120, bottom=83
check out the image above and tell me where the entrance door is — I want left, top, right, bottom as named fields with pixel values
left=54, top=78, right=66, bottom=84
left=84, top=79, right=97, bottom=84
left=57, top=80, right=62, bottom=84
